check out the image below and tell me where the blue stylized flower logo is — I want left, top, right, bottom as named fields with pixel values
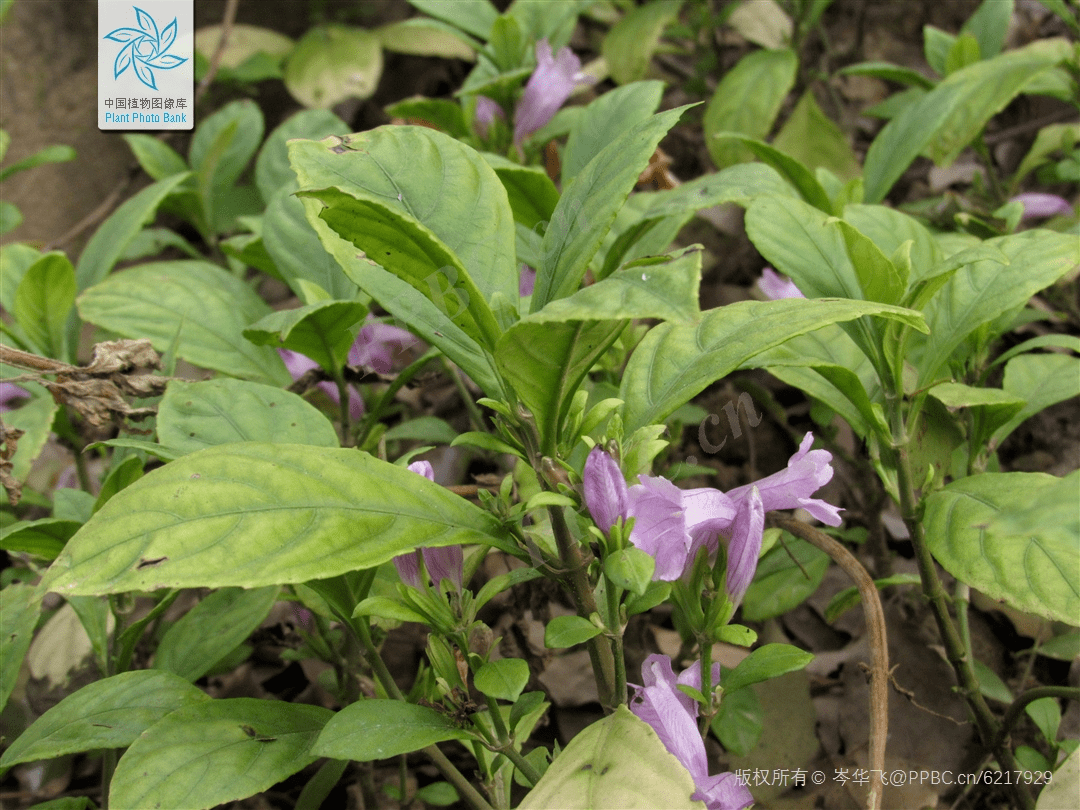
left=103, top=6, right=188, bottom=91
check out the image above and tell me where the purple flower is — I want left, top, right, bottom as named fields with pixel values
left=583, top=446, right=630, bottom=534
left=474, top=95, right=504, bottom=139
left=519, top=265, right=536, bottom=297
left=279, top=317, right=417, bottom=420
left=756, top=267, right=804, bottom=300
left=513, top=38, right=593, bottom=146
left=630, top=654, right=754, bottom=810
left=393, top=461, right=465, bottom=591
left=1010, top=193, right=1074, bottom=221
left=0, top=382, right=29, bottom=412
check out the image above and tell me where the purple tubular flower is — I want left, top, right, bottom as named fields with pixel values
left=519, top=265, right=536, bottom=297
left=727, top=433, right=842, bottom=527
left=393, top=461, right=465, bottom=591
left=724, top=486, right=765, bottom=608
left=513, top=38, right=592, bottom=146
left=630, top=655, right=754, bottom=810
left=757, top=267, right=804, bottom=300
left=583, top=446, right=629, bottom=534
left=1010, top=193, right=1075, bottom=220
left=279, top=348, right=366, bottom=421
left=474, top=95, right=504, bottom=139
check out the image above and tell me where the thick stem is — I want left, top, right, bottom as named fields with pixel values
left=547, top=504, right=619, bottom=710
left=777, top=518, right=888, bottom=810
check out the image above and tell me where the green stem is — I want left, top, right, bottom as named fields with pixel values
left=547, top=504, right=619, bottom=710
left=350, top=617, right=494, bottom=810
left=995, top=686, right=1080, bottom=752
left=444, top=357, right=487, bottom=434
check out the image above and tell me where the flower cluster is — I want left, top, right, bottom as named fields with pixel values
left=584, top=434, right=841, bottom=606
left=392, top=461, right=464, bottom=591
left=630, top=654, right=754, bottom=810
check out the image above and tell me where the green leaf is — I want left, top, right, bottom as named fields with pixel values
left=773, top=90, right=859, bottom=182
left=837, top=61, right=935, bottom=90
left=722, top=643, right=813, bottom=694
left=710, top=135, right=832, bottom=212
left=0, top=582, right=43, bottom=713
left=0, top=143, right=75, bottom=183
left=842, top=203, right=943, bottom=284
left=833, top=219, right=906, bottom=305
left=544, top=615, right=603, bottom=648
left=312, top=699, right=473, bottom=760
left=602, top=2, right=683, bottom=85
left=291, top=126, right=516, bottom=329
left=711, top=684, right=763, bottom=756
left=475, top=658, right=529, bottom=702
left=992, top=353, right=1080, bottom=447
left=15, top=252, right=76, bottom=358
left=407, top=0, right=498, bottom=41
left=530, top=105, right=693, bottom=312
left=642, top=162, right=799, bottom=219
left=122, top=134, right=188, bottom=181
left=255, top=109, right=348, bottom=202
left=928, top=381, right=1025, bottom=447
left=741, top=535, right=830, bottom=622
left=376, top=19, right=476, bottom=61
left=563, top=81, right=664, bottom=184
left=604, top=547, right=655, bottom=596
left=386, top=97, right=471, bottom=139
left=1038, top=747, right=1080, bottom=809
left=154, top=587, right=279, bottom=682
left=285, top=25, right=384, bottom=108
left=1026, top=696, right=1061, bottom=744
left=825, top=574, right=922, bottom=623
left=518, top=706, right=700, bottom=810
left=263, top=194, right=362, bottom=303
left=352, top=595, right=429, bottom=624
left=960, top=0, right=1013, bottom=60
left=1013, top=122, right=1078, bottom=188
left=924, top=472, right=1079, bottom=625
left=923, top=25, right=956, bottom=77
left=915, top=229, right=1079, bottom=386
left=93, top=456, right=143, bottom=514
left=973, top=659, right=1013, bottom=703
left=109, top=699, right=332, bottom=810
left=621, top=298, right=924, bottom=434
left=0, top=670, right=209, bottom=768
left=0, top=200, right=21, bottom=234
left=1, top=387, right=59, bottom=492
left=75, top=173, right=191, bottom=291
left=244, top=300, right=367, bottom=371
left=43, top=443, right=511, bottom=595
left=0, top=518, right=80, bottom=560
left=528, top=246, right=701, bottom=324
left=497, top=320, right=625, bottom=450
left=482, top=152, right=560, bottom=231
left=703, top=48, right=797, bottom=169
left=945, top=33, right=981, bottom=75
left=194, top=23, right=293, bottom=71
left=189, top=99, right=264, bottom=196
left=77, top=261, right=290, bottom=386
left=863, top=38, right=1072, bottom=203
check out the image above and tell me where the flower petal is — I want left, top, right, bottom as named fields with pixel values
left=392, top=550, right=423, bottom=589
left=408, top=460, right=435, bottom=481
left=424, top=545, right=464, bottom=591
left=694, top=771, right=755, bottom=810
left=583, top=447, right=629, bottom=534
left=728, top=433, right=841, bottom=525
left=513, top=38, right=590, bottom=145
left=725, top=486, right=764, bottom=608
left=1011, top=192, right=1074, bottom=220
left=628, top=476, right=693, bottom=580
left=757, top=267, right=804, bottom=300
left=629, top=655, right=709, bottom=781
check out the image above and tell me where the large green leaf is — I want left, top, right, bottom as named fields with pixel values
left=923, top=472, right=1079, bottom=625
left=563, top=81, right=664, bottom=184
left=709, top=135, right=832, bottom=212
left=703, top=48, right=797, bottom=169
left=254, top=108, right=348, bottom=202
left=0, top=670, right=209, bottom=768
left=262, top=193, right=362, bottom=303
left=527, top=246, right=701, bottom=324
left=772, top=90, right=859, bottom=182
left=496, top=320, right=625, bottom=451
left=530, top=105, right=692, bottom=313
left=289, top=126, right=517, bottom=311
left=862, top=38, right=1071, bottom=203
left=284, top=25, right=383, bottom=108
left=842, top=203, right=943, bottom=284
left=188, top=99, right=264, bottom=195
left=42, top=443, right=511, bottom=595
left=407, top=0, right=497, bottom=40
left=915, top=229, right=1079, bottom=385
left=75, top=173, right=191, bottom=291
left=621, top=298, right=924, bottom=434
left=157, top=379, right=339, bottom=454
left=154, top=586, right=279, bottom=681
left=518, top=706, right=700, bottom=810
left=77, top=261, right=290, bottom=386
left=992, top=353, right=1080, bottom=447
left=0, top=582, right=43, bottom=713
left=312, top=700, right=473, bottom=761
left=109, top=699, right=332, bottom=810
left=14, top=251, right=75, bottom=359
left=642, top=162, right=798, bottom=219
left=602, top=2, right=682, bottom=85
left=243, top=300, right=368, bottom=371
left=482, top=152, right=560, bottom=230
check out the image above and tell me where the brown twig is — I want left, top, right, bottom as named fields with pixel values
left=194, top=0, right=240, bottom=107
left=777, top=517, right=888, bottom=810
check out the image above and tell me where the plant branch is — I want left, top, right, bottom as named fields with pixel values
left=995, top=686, right=1080, bottom=751
left=194, top=0, right=239, bottom=106
left=777, top=517, right=888, bottom=810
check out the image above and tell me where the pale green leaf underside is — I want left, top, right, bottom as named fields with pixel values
left=312, top=700, right=473, bottom=761
left=923, top=472, right=1079, bottom=626
left=43, top=443, right=510, bottom=595
left=518, top=706, right=701, bottom=810
left=621, top=298, right=924, bottom=434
